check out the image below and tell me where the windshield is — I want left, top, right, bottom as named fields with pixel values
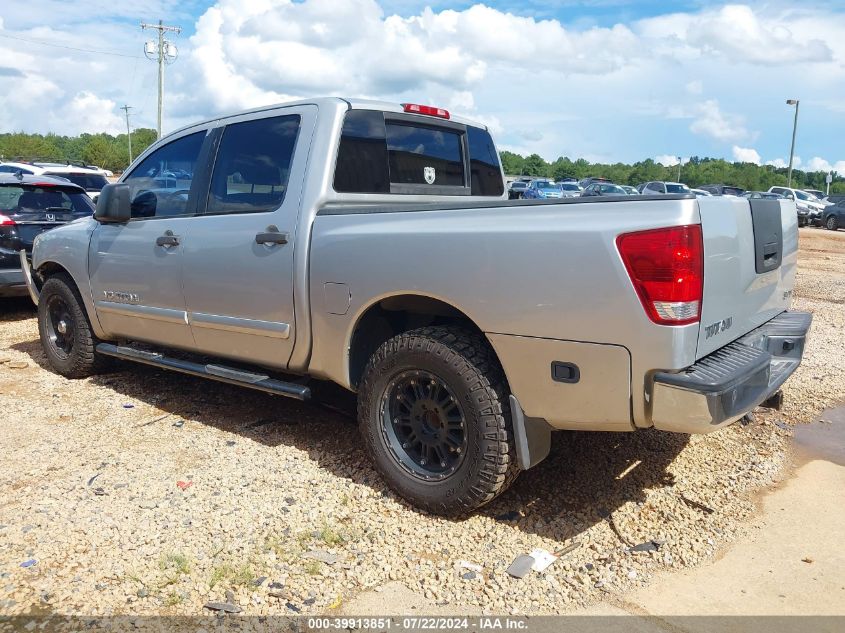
left=600, top=184, right=626, bottom=194
left=795, top=190, right=820, bottom=202
left=666, top=183, right=690, bottom=193
left=537, top=182, right=558, bottom=190
left=560, top=183, right=581, bottom=191
left=43, top=172, right=109, bottom=192
left=0, top=185, right=95, bottom=216
left=510, top=182, right=527, bottom=189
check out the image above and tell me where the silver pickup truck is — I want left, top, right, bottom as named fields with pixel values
left=22, top=97, right=811, bottom=515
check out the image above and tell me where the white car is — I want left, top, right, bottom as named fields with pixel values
left=768, top=186, right=830, bottom=227
left=641, top=181, right=691, bottom=195
left=690, top=188, right=712, bottom=197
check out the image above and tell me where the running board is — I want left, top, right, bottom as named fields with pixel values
left=96, top=343, right=311, bottom=400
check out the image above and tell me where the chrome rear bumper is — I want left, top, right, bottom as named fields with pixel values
left=651, top=311, right=812, bottom=434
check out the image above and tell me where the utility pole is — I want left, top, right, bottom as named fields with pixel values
left=141, top=20, right=181, bottom=139
left=786, top=99, right=799, bottom=188
left=677, top=156, right=682, bottom=182
left=120, top=105, right=134, bottom=164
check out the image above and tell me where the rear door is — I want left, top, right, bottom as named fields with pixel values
left=180, top=106, right=316, bottom=368
left=89, top=129, right=207, bottom=348
left=695, top=196, right=796, bottom=358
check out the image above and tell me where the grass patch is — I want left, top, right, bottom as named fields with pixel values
left=159, top=552, right=191, bottom=588
left=305, top=560, right=321, bottom=575
left=319, top=524, right=345, bottom=546
left=164, top=591, right=183, bottom=607
left=209, top=562, right=255, bottom=589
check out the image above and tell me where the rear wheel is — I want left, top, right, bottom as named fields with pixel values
left=826, top=215, right=839, bottom=231
left=38, top=274, right=110, bottom=378
left=357, top=326, right=519, bottom=516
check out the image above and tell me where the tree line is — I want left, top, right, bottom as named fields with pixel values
left=1, top=130, right=842, bottom=193
left=500, top=151, right=844, bottom=194
left=0, top=130, right=157, bottom=173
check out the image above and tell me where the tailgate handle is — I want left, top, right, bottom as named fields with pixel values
left=762, top=242, right=779, bottom=268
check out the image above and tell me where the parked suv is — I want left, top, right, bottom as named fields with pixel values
left=0, top=174, right=94, bottom=296
left=641, top=181, right=691, bottom=195
left=0, top=162, right=109, bottom=202
left=698, top=184, right=745, bottom=197
left=767, top=187, right=828, bottom=227
left=821, top=200, right=845, bottom=231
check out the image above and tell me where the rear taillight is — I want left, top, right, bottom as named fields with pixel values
left=0, top=214, right=15, bottom=227
left=616, top=224, right=703, bottom=326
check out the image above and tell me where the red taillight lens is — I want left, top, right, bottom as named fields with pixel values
left=0, top=214, right=15, bottom=226
left=616, top=224, right=703, bottom=326
left=402, top=103, right=450, bottom=119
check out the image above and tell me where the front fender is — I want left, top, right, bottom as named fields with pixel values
left=32, top=218, right=106, bottom=339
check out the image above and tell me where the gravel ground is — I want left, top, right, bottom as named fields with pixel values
left=0, top=228, right=843, bottom=617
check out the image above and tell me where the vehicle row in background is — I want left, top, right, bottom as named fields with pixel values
left=0, top=161, right=111, bottom=202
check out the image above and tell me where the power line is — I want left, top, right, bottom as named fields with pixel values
left=0, top=31, right=143, bottom=58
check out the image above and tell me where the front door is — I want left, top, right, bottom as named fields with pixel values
left=88, top=130, right=207, bottom=349
left=181, top=106, right=316, bottom=368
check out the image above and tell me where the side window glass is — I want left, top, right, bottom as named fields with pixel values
left=385, top=122, right=464, bottom=187
left=124, top=131, right=205, bottom=219
left=467, top=126, right=504, bottom=196
left=333, top=110, right=389, bottom=193
left=206, top=115, right=300, bottom=215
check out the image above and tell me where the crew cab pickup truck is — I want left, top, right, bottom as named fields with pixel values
left=22, top=97, right=811, bottom=515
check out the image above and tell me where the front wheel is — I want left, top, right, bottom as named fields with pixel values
left=38, top=274, right=110, bottom=378
left=826, top=215, right=839, bottom=231
left=357, top=326, right=519, bottom=516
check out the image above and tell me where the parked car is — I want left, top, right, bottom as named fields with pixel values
left=641, top=181, right=691, bottom=195
left=821, top=199, right=845, bottom=231
left=698, top=184, right=745, bottom=197
left=767, top=187, right=828, bottom=227
left=690, top=188, right=712, bottom=197
left=0, top=173, right=94, bottom=297
left=578, top=176, right=611, bottom=188
left=508, top=181, right=528, bottom=199
left=523, top=179, right=563, bottom=199
left=804, top=189, right=826, bottom=200
left=581, top=182, right=628, bottom=196
left=0, top=162, right=109, bottom=202
left=23, top=97, right=810, bottom=516
left=743, top=191, right=784, bottom=200
left=619, top=185, right=640, bottom=195
left=558, top=182, right=583, bottom=198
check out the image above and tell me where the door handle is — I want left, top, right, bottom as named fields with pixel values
left=255, top=225, right=288, bottom=245
left=156, top=230, right=180, bottom=247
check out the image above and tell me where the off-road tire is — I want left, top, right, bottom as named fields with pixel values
left=826, top=215, right=839, bottom=231
left=358, top=326, right=520, bottom=516
left=38, top=273, right=110, bottom=378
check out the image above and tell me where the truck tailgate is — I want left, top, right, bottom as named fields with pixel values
left=696, top=197, right=798, bottom=359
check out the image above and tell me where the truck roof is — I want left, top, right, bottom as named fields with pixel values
left=162, top=97, right=489, bottom=144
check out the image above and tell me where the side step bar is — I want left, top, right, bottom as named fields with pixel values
left=96, top=343, right=311, bottom=400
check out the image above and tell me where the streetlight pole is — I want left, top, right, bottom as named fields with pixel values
left=786, top=99, right=799, bottom=187
left=677, top=156, right=682, bottom=182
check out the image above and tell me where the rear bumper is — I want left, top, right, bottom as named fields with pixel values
left=651, top=311, right=812, bottom=434
left=0, top=267, right=27, bottom=297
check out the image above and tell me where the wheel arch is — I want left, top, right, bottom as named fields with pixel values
left=35, top=259, right=107, bottom=340
left=346, top=292, right=492, bottom=390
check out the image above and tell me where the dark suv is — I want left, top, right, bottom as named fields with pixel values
left=0, top=174, right=94, bottom=297
left=822, top=200, right=845, bottom=231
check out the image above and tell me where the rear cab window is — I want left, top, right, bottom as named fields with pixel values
left=333, top=109, right=503, bottom=197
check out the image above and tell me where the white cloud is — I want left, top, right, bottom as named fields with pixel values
left=689, top=100, right=751, bottom=143
left=654, top=154, right=687, bottom=167
left=732, top=145, right=761, bottom=164
left=803, top=157, right=845, bottom=174
left=766, top=157, right=789, bottom=169
left=685, top=80, right=703, bottom=95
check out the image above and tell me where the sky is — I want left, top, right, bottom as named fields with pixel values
left=1, top=0, right=844, bottom=171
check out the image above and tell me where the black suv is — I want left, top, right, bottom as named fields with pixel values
left=822, top=200, right=845, bottom=231
left=0, top=174, right=94, bottom=297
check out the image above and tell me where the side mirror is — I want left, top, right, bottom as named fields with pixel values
left=94, top=184, right=131, bottom=223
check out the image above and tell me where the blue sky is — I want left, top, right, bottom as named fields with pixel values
left=1, top=0, right=844, bottom=172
